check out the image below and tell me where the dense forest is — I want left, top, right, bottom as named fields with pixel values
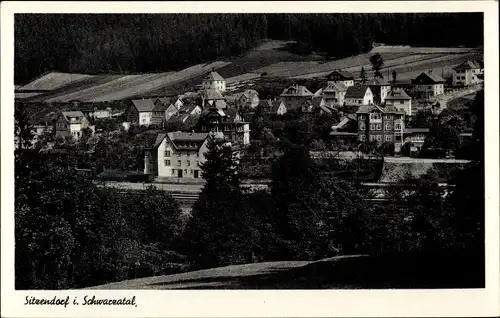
left=15, top=13, right=483, bottom=84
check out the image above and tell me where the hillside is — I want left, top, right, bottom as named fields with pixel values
left=17, top=41, right=482, bottom=104
left=90, top=251, right=483, bottom=289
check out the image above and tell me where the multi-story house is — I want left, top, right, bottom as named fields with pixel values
left=55, top=111, right=93, bottom=140
left=384, top=89, right=412, bottom=116
left=413, top=71, right=445, bottom=99
left=326, top=70, right=355, bottom=87
left=315, top=81, right=347, bottom=107
left=166, top=104, right=202, bottom=127
left=280, top=85, right=314, bottom=104
left=202, top=71, right=226, bottom=92
left=452, top=60, right=483, bottom=86
left=356, top=104, right=406, bottom=152
left=197, top=107, right=251, bottom=145
left=365, top=78, right=391, bottom=104
left=345, top=86, right=374, bottom=106
left=144, top=131, right=214, bottom=179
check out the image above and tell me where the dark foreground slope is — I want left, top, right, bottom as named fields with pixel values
left=90, top=251, right=484, bottom=289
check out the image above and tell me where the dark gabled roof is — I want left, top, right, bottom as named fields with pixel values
left=453, top=60, right=482, bottom=71
left=204, top=71, right=225, bottom=82
left=356, top=104, right=403, bottom=115
left=327, top=70, right=354, bottom=80
left=178, top=104, right=199, bottom=115
left=414, top=72, right=445, bottom=84
left=60, top=111, right=86, bottom=123
left=151, top=132, right=209, bottom=151
left=132, top=99, right=156, bottom=112
left=385, top=89, right=411, bottom=100
left=345, top=85, right=371, bottom=99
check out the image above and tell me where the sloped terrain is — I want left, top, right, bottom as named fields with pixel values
left=89, top=251, right=483, bottom=289
left=17, top=41, right=482, bottom=103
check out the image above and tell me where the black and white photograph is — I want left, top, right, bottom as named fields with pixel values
left=2, top=1, right=499, bottom=317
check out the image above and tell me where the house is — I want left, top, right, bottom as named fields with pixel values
left=365, top=78, right=391, bottom=104
left=413, top=71, right=445, bottom=99
left=166, top=104, right=202, bottom=126
left=356, top=104, right=406, bottom=152
left=315, top=82, right=347, bottom=107
left=55, top=111, right=93, bottom=140
left=155, top=96, right=184, bottom=110
left=197, top=107, right=251, bottom=145
left=452, top=60, right=483, bottom=86
left=402, top=128, right=430, bottom=155
left=79, top=104, right=112, bottom=119
left=385, top=89, right=412, bottom=116
left=144, top=131, right=214, bottom=179
left=280, top=84, right=314, bottom=103
left=345, top=85, right=374, bottom=106
left=126, top=99, right=157, bottom=126
left=257, top=99, right=287, bottom=116
left=202, top=71, right=226, bottom=92
left=198, top=88, right=225, bottom=107
left=326, top=70, right=355, bottom=87
left=236, top=89, right=260, bottom=109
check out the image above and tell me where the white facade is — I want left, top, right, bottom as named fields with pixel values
left=386, top=99, right=412, bottom=116
left=203, top=79, right=226, bottom=92
left=156, top=137, right=209, bottom=179
left=414, top=83, right=444, bottom=97
left=453, top=68, right=482, bottom=86
left=345, top=87, right=373, bottom=105
left=380, top=85, right=391, bottom=104
left=139, top=112, right=153, bottom=126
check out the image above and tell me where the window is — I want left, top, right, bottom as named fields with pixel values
left=384, top=115, right=392, bottom=120
left=196, top=160, right=200, bottom=166
left=370, top=135, right=376, bottom=141
left=165, top=160, right=171, bottom=166
left=172, top=169, right=175, bottom=174
left=360, top=135, right=365, bottom=141
left=165, top=150, right=171, bottom=157
left=376, top=135, right=382, bottom=142
left=187, top=160, right=191, bottom=166
left=359, top=123, right=365, bottom=130
left=386, top=124, right=392, bottom=130
left=395, top=124, right=401, bottom=130
left=370, top=113, right=381, bottom=120
left=190, top=170, right=194, bottom=174
left=399, top=100, right=404, bottom=104
left=359, top=115, right=365, bottom=120
left=386, top=135, right=393, bottom=142
left=177, top=160, right=181, bottom=166
left=376, top=124, right=382, bottom=130
left=370, top=124, right=375, bottom=130
left=184, top=169, right=187, bottom=174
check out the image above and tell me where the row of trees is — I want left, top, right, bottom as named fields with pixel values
left=16, top=13, right=483, bottom=84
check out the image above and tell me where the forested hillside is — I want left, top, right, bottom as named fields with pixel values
left=15, top=13, right=483, bottom=84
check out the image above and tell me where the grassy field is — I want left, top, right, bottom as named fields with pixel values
left=17, top=71, right=93, bottom=91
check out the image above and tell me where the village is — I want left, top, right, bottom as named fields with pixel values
left=15, top=55, right=484, bottom=209
left=10, top=10, right=489, bottom=293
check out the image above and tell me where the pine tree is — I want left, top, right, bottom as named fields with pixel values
left=182, top=134, right=252, bottom=269
left=392, top=70, right=397, bottom=84
left=360, top=66, right=367, bottom=84
left=369, top=53, right=384, bottom=79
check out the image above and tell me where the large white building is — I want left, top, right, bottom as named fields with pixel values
left=144, top=132, right=215, bottom=179
left=55, top=111, right=94, bottom=140
left=384, top=89, right=412, bottom=116
left=202, top=71, right=226, bottom=92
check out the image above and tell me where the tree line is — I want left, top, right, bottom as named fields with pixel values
left=15, top=13, right=482, bottom=84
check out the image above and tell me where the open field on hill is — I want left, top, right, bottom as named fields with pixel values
left=23, top=75, right=125, bottom=102
left=17, top=71, right=93, bottom=91
left=17, top=41, right=482, bottom=103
